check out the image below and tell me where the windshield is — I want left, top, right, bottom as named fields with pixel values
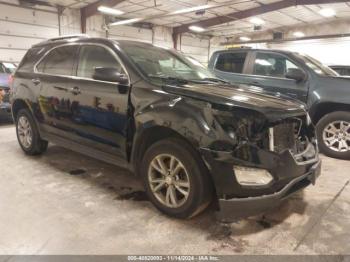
left=121, top=44, right=216, bottom=83
left=2, top=62, right=17, bottom=73
left=295, top=53, right=338, bottom=76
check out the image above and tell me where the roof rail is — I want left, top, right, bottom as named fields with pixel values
left=48, top=34, right=90, bottom=41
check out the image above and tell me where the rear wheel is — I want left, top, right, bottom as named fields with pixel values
left=316, top=111, right=350, bottom=160
left=140, top=138, right=213, bottom=219
left=16, top=109, right=48, bottom=155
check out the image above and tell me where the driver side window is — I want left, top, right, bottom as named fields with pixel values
left=77, top=45, right=124, bottom=79
left=254, top=52, right=299, bottom=78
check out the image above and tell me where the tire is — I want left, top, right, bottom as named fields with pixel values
left=16, top=109, right=48, bottom=155
left=140, top=138, right=213, bottom=219
left=316, top=111, right=350, bottom=160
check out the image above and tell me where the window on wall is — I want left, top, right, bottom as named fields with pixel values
left=254, top=52, right=300, bottom=78
left=77, top=45, right=124, bottom=79
left=37, top=46, right=78, bottom=76
left=215, top=52, right=247, bottom=74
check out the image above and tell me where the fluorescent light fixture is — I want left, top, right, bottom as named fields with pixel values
left=293, top=31, right=305, bottom=38
left=171, top=5, right=212, bottom=15
left=98, top=6, right=124, bottom=16
left=249, top=17, right=265, bottom=25
left=109, top=18, right=142, bottom=26
left=319, top=8, right=336, bottom=17
left=189, top=25, right=206, bottom=32
left=239, top=36, right=251, bottom=41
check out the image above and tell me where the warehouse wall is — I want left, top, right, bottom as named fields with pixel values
left=268, top=37, right=350, bottom=66
left=0, top=2, right=215, bottom=66
left=0, top=2, right=59, bottom=63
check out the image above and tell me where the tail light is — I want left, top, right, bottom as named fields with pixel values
left=8, top=75, right=14, bottom=89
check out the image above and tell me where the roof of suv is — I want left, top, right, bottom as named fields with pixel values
left=33, top=35, right=155, bottom=49
left=212, top=48, right=296, bottom=56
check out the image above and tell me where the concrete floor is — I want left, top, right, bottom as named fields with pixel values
left=0, top=120, right=349, bottom=255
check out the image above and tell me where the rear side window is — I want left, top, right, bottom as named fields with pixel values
left=17, top=47, right=45, bottom=72
left=77, top=45, right=124, bottom=79
left=37, top=45, right=78, bottom=76
left=215, top=52, right=247, bottom=74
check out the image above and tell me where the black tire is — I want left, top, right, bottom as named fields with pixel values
left=316, top=111, right=350, bottom=160
left=16, top=109, right=48, bottom=155
left=140, top=138, right=213, bottom=219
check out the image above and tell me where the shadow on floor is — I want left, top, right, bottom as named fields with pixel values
left=27, top=144, right=309, bottom=250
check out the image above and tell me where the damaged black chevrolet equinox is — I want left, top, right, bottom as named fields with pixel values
left=11, top=36, right=321, bottom=221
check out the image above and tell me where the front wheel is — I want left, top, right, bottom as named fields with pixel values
left=316, top=111, right=350, bottom=160
left=140, top=138, right=213, bottom=219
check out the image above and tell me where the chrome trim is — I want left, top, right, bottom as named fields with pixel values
left=33, top=42, right=130, bottom=85
left=269, top=127, right=274, bottom=152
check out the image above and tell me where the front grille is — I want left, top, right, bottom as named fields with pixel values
left=269, top=118, right=307, bottom=154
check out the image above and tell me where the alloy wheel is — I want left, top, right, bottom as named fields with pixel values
left=148, top=154, right=190, bottom=208
left=17, top=116, right=33, bottom=149
left=322, top=120, right=350, bottom=152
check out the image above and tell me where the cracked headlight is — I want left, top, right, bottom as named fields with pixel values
left=234, top=166, right=273, bottom=186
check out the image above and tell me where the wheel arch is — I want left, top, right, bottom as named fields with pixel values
left=130, top=125, right=201, bottom=175
left=310, top=102, right=350, bottom=124
left=12, top=99, right=31, bottom=121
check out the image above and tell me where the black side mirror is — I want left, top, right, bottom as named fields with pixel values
left=93, top=67, right=128, bottom=85
left=285, top=68, right=306, bottom=82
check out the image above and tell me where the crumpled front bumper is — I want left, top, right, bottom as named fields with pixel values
left=200, top=142, right=320, bottom=222
left=217, top=160, right=321, bottom=222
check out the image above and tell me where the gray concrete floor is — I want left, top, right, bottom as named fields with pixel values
left=0, top=121, right=349, bottom=255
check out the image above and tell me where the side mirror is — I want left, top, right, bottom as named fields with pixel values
left=93, top=67, right=128, bottom=85
left=285, top=68, right=306, bottom=82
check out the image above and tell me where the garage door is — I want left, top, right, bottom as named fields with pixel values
left=0, top=3, right=59, bottom=63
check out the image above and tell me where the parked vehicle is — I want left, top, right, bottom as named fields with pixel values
left=0, top=62, right=16, bottom=118
left=329, top=65, right=350, bottom=76
left=11, top=36, right=320, bottom=221
left=209, top=49, right=350, bottom=159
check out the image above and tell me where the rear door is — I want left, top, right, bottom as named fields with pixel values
left=211, top=51, right=252, bottom=85
left=68, top=44, right=130, bottom=158
left=244, top=51, right=309, bottom=102
left=35, top=44, right=79, bottom=137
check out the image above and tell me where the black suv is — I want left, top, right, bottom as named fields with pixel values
left=11, top=36, right=320, bottom=221
left=209, top=49, right=350, bottom=159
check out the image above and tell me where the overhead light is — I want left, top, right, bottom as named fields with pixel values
left=109, top=18, right=142, bottom=26
left=319, top=8, right=336, bottom=17
left=293, top=31, right=305, bottom=38
left=249, top=17, right=265, bottom=25
left=171, top=5, right=212, bottom=15
left=239, top=36, right=251, bottom=41
left=98, top=6, right=124, bottom=16
left=189, top=25, right=206, bottom=32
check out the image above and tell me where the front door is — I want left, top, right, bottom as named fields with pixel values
left=68, top=44, right=130, bottom=158
left=245, top=51, right=309, bottom=103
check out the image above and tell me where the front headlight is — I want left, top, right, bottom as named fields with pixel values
left=233, top=166, right=273, bottom=186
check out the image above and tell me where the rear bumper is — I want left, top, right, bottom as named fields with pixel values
left=217, top=159, right=321, bottom=222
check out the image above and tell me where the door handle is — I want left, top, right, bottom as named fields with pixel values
left=70, top=86, right=81, bottom=95
left=32, top=78, right=41, bottom=85
left=249, top=81, right=260, bottom=85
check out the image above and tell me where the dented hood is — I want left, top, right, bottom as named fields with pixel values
left=163, top=83, right=306, bottom=120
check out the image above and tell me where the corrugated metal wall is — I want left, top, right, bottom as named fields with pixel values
left=268, top=37, right=350, bottom=66
left=0, top=2, right=59, bottom=63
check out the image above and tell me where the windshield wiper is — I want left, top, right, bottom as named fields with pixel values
left=148, top=74, right=188, bottom=85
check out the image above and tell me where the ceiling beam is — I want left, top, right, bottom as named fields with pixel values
left=80, top=0, right=126, bottom=33
left=173, top=0, right=350, bottom=35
